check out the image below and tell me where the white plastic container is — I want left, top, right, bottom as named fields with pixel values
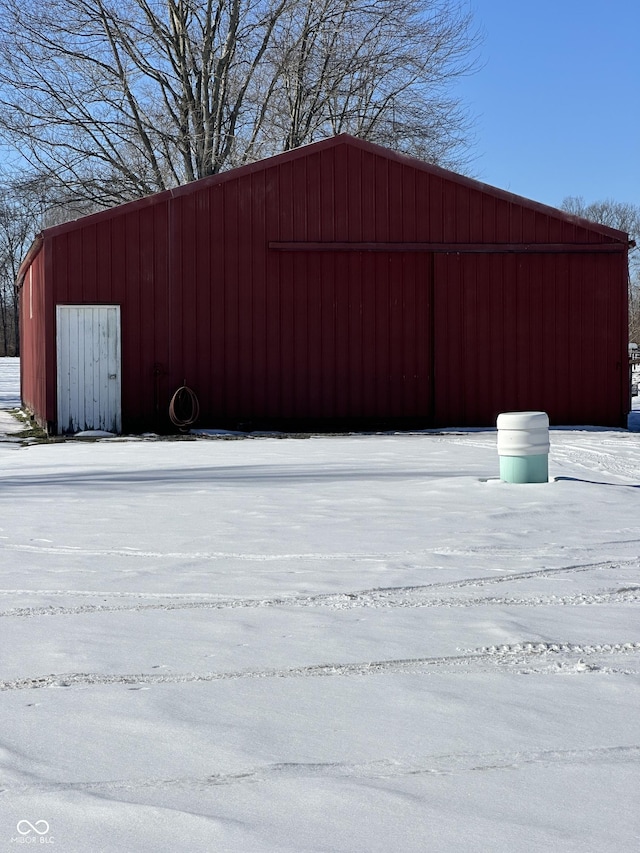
left=496, top=411, right=549, bottom=483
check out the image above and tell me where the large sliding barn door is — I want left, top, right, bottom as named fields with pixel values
left=56, top=305, right=122, bottom=434
left=269, top=251, right=433, bottom=424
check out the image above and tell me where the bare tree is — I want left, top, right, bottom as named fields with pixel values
left=560, top=196, right=640, bottom=343
left=0, top=0, right=481, bottom=209
left=0, top=184, right=46, bottom=355
left=560, top=196, right=640, bottom=254
left=256, top=0, right=479, bottom=163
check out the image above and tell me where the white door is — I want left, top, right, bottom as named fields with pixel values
left=56, top=305, right=122, bottom=434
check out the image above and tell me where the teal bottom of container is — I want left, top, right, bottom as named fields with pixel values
left=499, top=454, right=549, bottom=484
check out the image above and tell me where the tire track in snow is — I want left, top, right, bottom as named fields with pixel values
left=550, top=441, right=640, bottom=481
left=2, top=746, right=639, bottom=798
left=5, top=539, right=640, bottom=566
left=1, top=562, right=638, bottom=618
left=1, top=587, right=639, bottom=618
left=2, top=642, right=640, bottom=691
left=1, top=557, right=633, bottom=597
left=0, top=543, right=399, bottom=561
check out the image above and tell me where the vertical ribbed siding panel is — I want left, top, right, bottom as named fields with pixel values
left=481, top=193, right=496, bottom=243
left=319, top=251, right=336, bottom=417
left=508, top=202, right=523, bottom=244
left=146, top=204, right=165, bottom=431
left=388, top=160, right=403, bottom=242
left=524, top=255, right=541, bottom=408
left=361, top=150, right=376, bottom=241
left=468, top=185, right=483, bottom=243
left=292, top=156, right=308, bottom=241
left=589, top=253, right=623, bottom=424
left=333, top=252, right=351, bottom=416
left=18, top=262, right=33, bottom=413
left=65, top=231, right=83, bottom=302
left=223, top=180, right=240, bottom=417
left=548, top=254, right=582, bottom=424
left=387, top=254, right=403, bottom=415
left=43, top=242, right=57, bottom=426
left=475, top=255, right=491, bottom=417
left=541, top=255, right=558, bottom=412
left=278, top=247, right=295, bottom=419
left=418, top=254, right=433, bottom=419
left=373, top=256, right=390, bottom=416
left=347, top=251, right=365, bottom=417
left=360, top=251, right=376, bottom=416
left=82, top=225, right=97, bottom=302
left=428, top=176, right=443, bottom=242
left=320, top=148, right=336, bottom=241
left=402, top=165, right=417, bottom=242
left=501, top=255, right=520, bottom=408
left=178, top=193, right=197, bottom=391
left=433, top=255, right=459, bottom=424
left=346, top=145, right=362, bottom=241
left=292, top=250, right=309, bottom=416
left=435, top=255, right=493, bottom=427
left=250, top=170, right=267, bottom=416
left=95, top=219, right=113, bottom=303
left=464, top=256, right=479, bottom=420
left=495, top=193, right=509, bottom=241
left=553, top=253, right=570, bottom=422
left=374, top=155, right=389, bottom=241
left=306, top=151, right=321, bottom=241
left=138, top=208, right=155, bottom=394
left=603, top=255, right=624, bottom=424
left=434, top=251, right=629, bottom=428
left=122, top=211, right=141, bottom=426
left=488, top=253, right=505, bottom=412
left=306, top=252, right=322, bottom=416
left=209, top=184, right=226, bottom=420
left=442, top=176, right=457, bottom=243
left=238, top=171, right=254, bottom=418
left=260, top=166, right=278, bottom=420
left=193, top=188, right=211, bottom=409
left=276, top=161, right=294, bottom=418
left=334, top=147, right=349, bottom=240
left=456, top=184, right=471, bottom=243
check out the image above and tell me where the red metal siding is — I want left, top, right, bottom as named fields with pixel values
left=434, top=252, right=628, bottom=426
left=41, top=200, right=170, bottom=432
left=17, top=135, right=630, bottom=432
left=167, top=150, right=435, bottom=427
left=256, top=250, right=433, bottom=421
left=19, top=246, right=48, bottom=426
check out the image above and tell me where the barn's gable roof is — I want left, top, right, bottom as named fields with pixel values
left=41, top=134, right=632, bottom=243
left=18, top=134, right=630, bottom=287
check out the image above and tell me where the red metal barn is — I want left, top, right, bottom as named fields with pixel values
left=18, top=134, right=630, bottom=434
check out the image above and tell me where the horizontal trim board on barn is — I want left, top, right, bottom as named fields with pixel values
left=270, top=242, right=629, bottom=254
left=18, top=134, right=630, bottom=433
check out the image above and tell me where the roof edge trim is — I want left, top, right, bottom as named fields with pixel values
left=16, top=233, right=44, bottom=291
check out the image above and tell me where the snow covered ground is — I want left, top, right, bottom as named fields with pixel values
left=1, top=356, right=639, bottom=852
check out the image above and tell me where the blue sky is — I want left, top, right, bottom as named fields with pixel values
left=2, top=0, right=637, bottom=215
left=461, top=0, right=639, bottom=209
